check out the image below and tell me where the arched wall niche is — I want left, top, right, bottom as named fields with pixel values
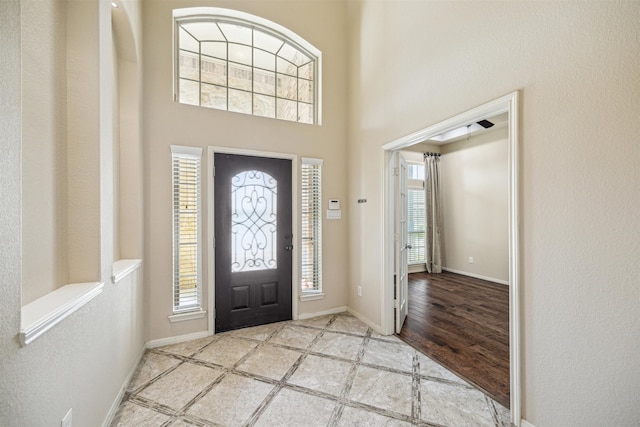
left=112, top=1, right=143, bottom=262
left=21, top=0, right=104, bottom=304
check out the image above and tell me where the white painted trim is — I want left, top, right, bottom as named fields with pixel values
left=101, top=344, right=146, bottom=427
left=521, top=420, right=535, bottom=427
left=441, top=268, right=509, bottom=286
left=172, top=8, right=320, bottom=58
left=408, top=264, right=427, bottom=274
left=380, top=91, right=521, bottom=426
left=146, top=331, right=209, bottom=349
left=208, top=146, right=300, bottom=336
left=19, top=282, right=105, bottom=346
left=298, top=305, right=346, bottom=320
left=301, top=157, right=324, bottom=166
left=300, top=292, right=325, bottom=302
left=168, top=309, right=207, bottom=323
left=507, top=91, right=522, bottom=426
left=347, top=306, right=385, bottom=335
left=381, top=150, right=396, bottom=336
left=207, top=148, right=215, bottom=336
left=382, top=92, right=513, bottom=151
left=112, top=258, right=142, bottom=284
left=170, top=144, right=202, bottom=158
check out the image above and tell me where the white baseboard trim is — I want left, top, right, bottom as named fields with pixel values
left=521, top=419, right=535, bottom=427
left=146, top=331, right=210, bottom=349
left=102, top=344, right=146, bottom=427
left=346, top=306, right=385, bottom=335
left=408, top=264, right=427, bottom=274
left=442, top=267, right=509, bottom=286
left=298, top=305, right=346, bottom=320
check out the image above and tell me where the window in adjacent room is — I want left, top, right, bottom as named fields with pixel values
left=171, top=145, right=203, bottom=313
left=301, top=158, right=322, bottom=296
left=174, top=8, right=322, bottom=125
left=407, top=162, right=426, bottom=265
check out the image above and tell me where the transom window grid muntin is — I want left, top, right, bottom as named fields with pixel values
left=175, top=16, right=318, bottom=125
left=301, top=159, right=322, bottom=292
left=171, top=146, right=203, bottom=314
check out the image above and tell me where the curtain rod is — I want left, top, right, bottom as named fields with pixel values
left=424, top=152, right=441, bottom=158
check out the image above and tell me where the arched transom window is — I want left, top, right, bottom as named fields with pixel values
left=174, top=8, right=321, bottom=125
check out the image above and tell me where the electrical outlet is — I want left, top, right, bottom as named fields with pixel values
left=61, top=408, right=72, bottom=427
left=357, top=286, right=362, bottom=297
left=469, top=257, right=474, bottom=264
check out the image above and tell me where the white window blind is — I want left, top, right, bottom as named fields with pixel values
left=301, top=158, right=322, bottom=292
left=407, top=188, right=426, bottom=264
left=171, top=145, right=203, bottom=313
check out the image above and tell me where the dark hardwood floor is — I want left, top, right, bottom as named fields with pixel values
left=397, top=271, right=510, bottom=408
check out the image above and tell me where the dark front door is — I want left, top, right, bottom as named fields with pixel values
left=214, top=153, right=293, bottom=332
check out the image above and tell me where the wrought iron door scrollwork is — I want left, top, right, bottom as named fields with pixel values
left=231, top=170, right=278, bottom=272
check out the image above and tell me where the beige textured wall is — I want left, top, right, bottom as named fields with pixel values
left=114, top=0, right=143, bottom=260
left=440, top=126, right=509, bottom=283
left=113, top=37, right=122, bottom=261
left=0, top=1, right=147, bottom=425
left=347, top=1, right=640, bottom=425
left=143, top=1, right=349, bottom=341
left=21, top=0, right=69, bottom=304
left=66, top=0, right=103, bottom=284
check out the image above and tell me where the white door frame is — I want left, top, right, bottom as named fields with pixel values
left=380, top=91, right=521, bottom=425
left=207, top=146, right=300, bottom=336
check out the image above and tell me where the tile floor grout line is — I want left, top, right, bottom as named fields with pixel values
left=412, top=351, right=422, bottom=426
left=243, top=315, right=339, bottom=427
left=126, top=394, right=179, bottom=418
left=487, top=395, right=502, bottom=427
left=422, top=374, right=477, bottom=389
left=175, top=370, right=230, bottom=418
left=112, top=313, right=510, bottom=427
left=241, top=382, right=283, bottom=427
left=187, top=334, right=224, bottom=358
left=126, top=356, right=188, bottom=398
left=209, top=324, right=290, bottom=427
left=180, top=410, right=225, bottom=427
left=229, top=322, right=288, bottom=370
left=327, top=326, right=372, bottom=426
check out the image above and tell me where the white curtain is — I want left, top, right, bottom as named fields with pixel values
left=424, top=153, right=442, bottom=273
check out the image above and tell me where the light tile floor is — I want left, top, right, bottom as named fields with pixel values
left=112, top=313, right=510, bottom=427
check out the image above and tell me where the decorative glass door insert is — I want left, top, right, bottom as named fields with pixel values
left=231, top=170, right=278, bottom=272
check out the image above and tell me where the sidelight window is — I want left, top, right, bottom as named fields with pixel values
left=171, top=145, right=203, bottom=313
left=301, top=158, right=322, bottom=294
left=408, top=162, right=426, bottom=264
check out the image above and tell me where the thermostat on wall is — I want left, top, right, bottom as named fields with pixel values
left=328, top=199, right=340, bottom=210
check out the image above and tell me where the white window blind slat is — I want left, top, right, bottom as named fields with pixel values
left=407, top=188, right=426, bottom=264
left=301, top=158, right=322, bottom=292
left=171, top=145, right=203, bottom=313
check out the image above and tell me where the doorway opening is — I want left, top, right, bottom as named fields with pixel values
left=381, top=92, right=521, bottom=425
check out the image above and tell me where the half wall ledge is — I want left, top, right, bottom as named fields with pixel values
left=112, top=259, right=142, bottom=284
left=19, top=281, right=104, bottom=346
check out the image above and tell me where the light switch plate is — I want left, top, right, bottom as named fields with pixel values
left=326, top=209, right=341, bottom=220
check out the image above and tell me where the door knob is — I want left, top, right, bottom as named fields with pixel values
left=406, top=244, right=412, bottom=249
